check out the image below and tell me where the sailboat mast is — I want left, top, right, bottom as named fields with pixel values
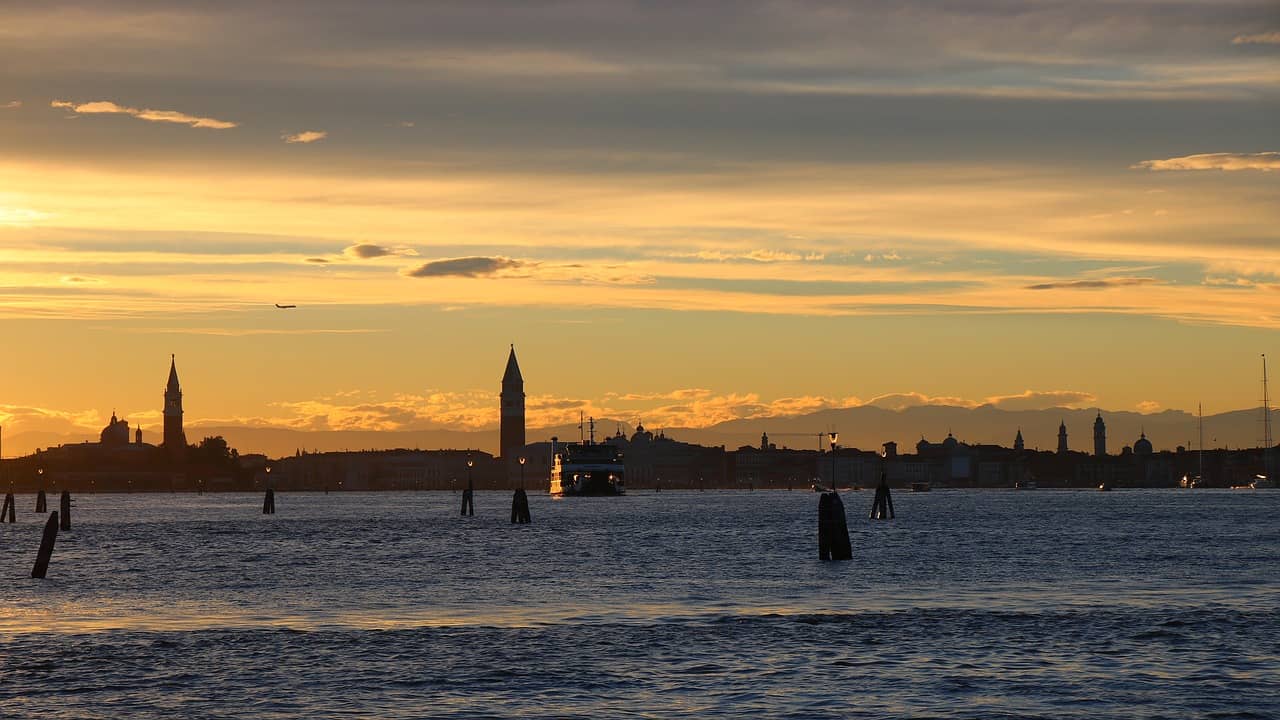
left=1264, top=354, right=1273, bottom=476
left=1198, top=402, right=1204, bottom=482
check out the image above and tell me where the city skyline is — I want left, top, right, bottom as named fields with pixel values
left=0, top=346, right=1275, bottom=459
left=1, top=1, right=1277, bottom=447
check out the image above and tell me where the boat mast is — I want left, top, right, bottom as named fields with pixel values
left=1198, top=403, right=1204, bottom=483
left=1264, top=354, right=1273, bottom=477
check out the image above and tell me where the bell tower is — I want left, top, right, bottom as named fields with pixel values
left=500, top=345, right=525, bottom=459
left=163, top=354, right=186, bottom=454
left=1057, top=420, right=1069, bottom=455
left=1093, top=411, right=1107, bottom=457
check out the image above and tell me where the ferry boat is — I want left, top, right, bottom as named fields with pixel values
left=549, top=433, right=625, bottom=497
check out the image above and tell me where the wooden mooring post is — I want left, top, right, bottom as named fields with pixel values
left=59, top=491, right=71, bottom=530
left=510, top=489, right=531, bottom=524
left=30, top=512, right=59, bottom=579
left=869, top=473, right=895, bottom=520
left=818, top=491, right=853, bottom=561
left=35, top=489, right=47, bottom=513
left=2, top=493, right=14, bottom=523
left=460, top=481, right=474, bottom=517
left=262, top=488, right=276, bottom=514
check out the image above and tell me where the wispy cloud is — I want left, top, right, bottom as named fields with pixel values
left=49, top=99, right=237, bottom=129
left=282, top=130, right=327, bottom=144
left=1026, top=277, right=1159, bottom=290
left=985, top=390, right=1097, bottom=411
left=1133, top=152, right=1280, bottom=172
left=676, top=249, right=826, bottom=263
left=1232, top=32, right=1280, bottom=45
left=2, top=100, right=20, bottom=109
left=401, top=256, right=524, bottom=278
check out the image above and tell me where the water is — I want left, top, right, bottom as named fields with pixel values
left=1, top=490, right=1277, bottom=718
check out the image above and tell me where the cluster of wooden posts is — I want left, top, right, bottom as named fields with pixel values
left=253, top=483, right=532, bottom=524
left=4, top=490, right=73, bottom=578
left=818, top=473, right=895, bottom=561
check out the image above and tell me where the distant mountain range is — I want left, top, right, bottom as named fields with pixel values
left=5, top=405, right=1272, bottom=459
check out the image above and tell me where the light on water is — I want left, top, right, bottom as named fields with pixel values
left=2, top=490, right=1278, bottom=718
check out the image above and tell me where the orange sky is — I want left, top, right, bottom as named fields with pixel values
left=1, top=1, right=1277, bottom=450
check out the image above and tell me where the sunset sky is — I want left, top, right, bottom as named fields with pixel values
left=1, top=1, right=1278, bottom=449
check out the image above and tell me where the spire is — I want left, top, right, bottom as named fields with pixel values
left=502, top=344, right=523, bottom=386
left=166, top=354, right=181, bottom=393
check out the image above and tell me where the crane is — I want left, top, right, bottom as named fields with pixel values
left=761, top=431, right=835, bottom=451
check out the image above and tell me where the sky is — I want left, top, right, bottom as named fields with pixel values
left=0, top=0, right=1278, bottom=450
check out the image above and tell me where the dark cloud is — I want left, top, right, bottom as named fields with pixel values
left=1026, top=278, right=1159, bottom=290
left=402, top=256, right=523, bottom=278
left=305, top=257, right=332, bottom=263
left=344, top=243, right=397, bottom=259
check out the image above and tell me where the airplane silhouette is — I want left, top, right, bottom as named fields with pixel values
left=275, top=304, right=297, bottom=309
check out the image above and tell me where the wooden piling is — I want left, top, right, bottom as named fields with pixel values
left=35, top=489, right=46, bottom=513
left=510, top=489, right=531, bottom=524
left=818, top=491, right=852, bottom=561
left=2, top=493, right=14, bottom=523
left=30, top=512, right=58, bottom=579
left=461, top=481, right=474, bottom=516
left=262, top=488, right=276, bottom=514
left=869, top=474, right=895, bottom=520
left=59, top=491, right=71, bottom=530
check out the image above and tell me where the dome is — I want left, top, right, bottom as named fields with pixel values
left=943, top=432, right=959, bottom=449
left=100, top=412, right=131, bottom=446
left=1134, top=431, right=1153, bottom=455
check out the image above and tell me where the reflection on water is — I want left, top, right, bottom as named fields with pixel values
left=1, top=490, right=1277, bottom=718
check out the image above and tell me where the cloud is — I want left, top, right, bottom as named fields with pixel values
left=0, top=403, right=108, bottom=437
left=1133, top=152, right=1280, bottom=172
left=1232, top=32, right=1280, bottom=45
left=865, top=392, right=979, bottom=411
left=343, top=243, right=415, bottom=259
left=305, top=257, right=332, bottom=263
left=49, top=99, right=237, bottom=129
left=1026, top=277, right=1159, bottom=290
left=985, top=390, right=1097, bottom=411
left=864, top=252, right=903, bottom=262
left=678, top=249, right=826, bottom=263
left=1136, top=400, right=1162, bottom=413
left=2, top=100, right=19, bottom=109
left=401, top=256, right=524, bottom=278
left=283, top=130, right=327, bottom=144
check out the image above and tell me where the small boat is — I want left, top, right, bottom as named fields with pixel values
left=910, top=481, right=930, bottom=493
left=1014, top=479, right=1037, bottom=490
left=1098, top=482, right=1113, bottom=492
left=1250, top=474, right=1275, bottom=489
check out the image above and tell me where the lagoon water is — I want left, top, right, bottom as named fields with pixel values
left=1, top=490, right=1277, bottom=718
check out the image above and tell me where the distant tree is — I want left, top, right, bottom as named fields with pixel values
left=193, top=436, right=234, bottom=466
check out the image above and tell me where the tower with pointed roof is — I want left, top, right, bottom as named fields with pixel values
left=163, top=354, right=186, bottom=455
left=1093, top=411, right=1107, bottom=457
left=1057, top=420, right=1069, bottom=454
left=1014, top=428, right=1024, bottom=452
left=500, top=345, right=525, bottom=459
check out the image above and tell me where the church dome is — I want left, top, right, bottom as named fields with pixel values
left=1134, top=431, right=1153, bottom=455
left=100, top=412, right=131, bottom=446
